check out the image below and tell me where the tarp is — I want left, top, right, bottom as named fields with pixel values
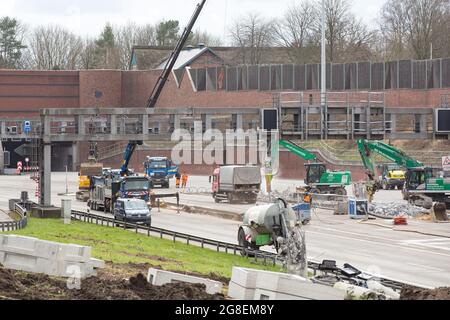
left=220, top=166, right=261, bottom=186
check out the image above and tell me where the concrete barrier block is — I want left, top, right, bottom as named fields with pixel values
left=147, top=269, right=223, bottom=295
left=228, top=281, right=255, bottom=300
left=229, top=266, right=258, bottom=288
left=88, top=258, right=105, bottom=269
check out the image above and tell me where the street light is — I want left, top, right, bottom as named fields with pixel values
left=321, top=0, right=326, bottom=107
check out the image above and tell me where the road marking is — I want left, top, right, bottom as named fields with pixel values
left=400, top=239, right=450, bottom=252
left=405, top=263, right=445, bottom=272
left=306, top=230, right=450, bottom=259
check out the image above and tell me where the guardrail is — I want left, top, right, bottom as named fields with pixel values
left=0, top=203, right=28, bottom=232
left=71, top=209, right=418, bottom=292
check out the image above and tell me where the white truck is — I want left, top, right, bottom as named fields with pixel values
left=210, top=166, right=261, bottom=204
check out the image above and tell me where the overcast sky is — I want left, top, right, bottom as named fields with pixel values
left=3, top=0, right=385, bottom=42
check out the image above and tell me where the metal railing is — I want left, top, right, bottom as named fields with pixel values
left=0, top=204, right=28, bottom=232
left=71, top=209, right=419, bottom=292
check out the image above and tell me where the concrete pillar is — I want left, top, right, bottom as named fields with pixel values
left=110, top=115, right=117, bottom=135
left=72, top=142, right=78, bottom=171
left=204, top=115, right=212, bottom=131
left=142, top=115, right=149, bottom=135
left=61, top=199, right=71, bottom=224
left=236, top=114, right=243, bottom=130
left=40, top=143, right=52, bottom=207
left=420, top=114, right=427, bottom=134
left=0, top=121, right=5, bottom=135
left=174, top=115, right=181, bottom=131
left=78, top=115, right=85, bottom=136
left=390, top=114, right=397, bottom=133
left=366, top=106, right=371, bottom=140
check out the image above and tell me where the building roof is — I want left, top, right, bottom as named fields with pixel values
left=155, top=46, right=217, bottom=70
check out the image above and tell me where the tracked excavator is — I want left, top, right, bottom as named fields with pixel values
left=280, top=140, right=352, bottom=195
left=357, top=139, right=450, bottom=210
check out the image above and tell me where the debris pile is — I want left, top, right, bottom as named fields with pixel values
left=401, top=286, right=450, bottom=300
left=0, top=264, right=225, bottom=300
left=368, top=202, right=429, bottom=218
left=282, top=226, right=308, bottom=278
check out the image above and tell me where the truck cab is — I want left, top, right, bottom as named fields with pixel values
left=119, top=176, right=151, bottom=202
left=144, top=157, right=178, bottom=189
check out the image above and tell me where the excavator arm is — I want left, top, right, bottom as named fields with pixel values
left=120, top=141, right=143, bottom=176
left=279, top=140, right=318, bottom=161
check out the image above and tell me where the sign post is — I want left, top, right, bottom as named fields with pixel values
left=443, top=156, right=450, bottom=173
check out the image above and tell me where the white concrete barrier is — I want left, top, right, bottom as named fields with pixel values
left=0, top=235, right=104, bottom=278
left=228, top=267, right=346, bottom=300
left=147, top=268, right=223, bottom=295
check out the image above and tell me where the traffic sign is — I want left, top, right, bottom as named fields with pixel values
left=443, top=156, right=450, bottom=170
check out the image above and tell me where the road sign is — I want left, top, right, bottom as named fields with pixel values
left=443, top=156, right=450, bottom=170
left=23, top=121, right=32, bottom=134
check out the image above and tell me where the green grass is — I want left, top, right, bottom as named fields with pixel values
left=6, top=218, right=283, bottom=279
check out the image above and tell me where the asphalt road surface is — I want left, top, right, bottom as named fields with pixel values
left=1, top=172, right=449, bottom=288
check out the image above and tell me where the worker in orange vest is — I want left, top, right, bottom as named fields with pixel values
left=175, top=172, right=181, bottom=189
left=181, top=173, right=189, bottom=189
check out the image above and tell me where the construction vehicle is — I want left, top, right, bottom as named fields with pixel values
left=379, top=163, right=405, bottom=190
left=88, top=174, right=151, bottom=212
left=120, top=141, right=143, bottom=177
left=238, top=198, right=308, bottom=274
left=77, top=142, right=103, bottom=202
left=280, top=140, right=352, bottom=195
left=357, top=139, right=450, bottom=209
left=210, top=166, right=261, bottom=204
left=144, top=156, right=179, bottom=189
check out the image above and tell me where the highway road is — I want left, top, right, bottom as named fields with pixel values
left=1, top=172, right=449, bottom=288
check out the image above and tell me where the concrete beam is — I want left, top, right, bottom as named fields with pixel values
left=40, top=143, right=51, bottom=206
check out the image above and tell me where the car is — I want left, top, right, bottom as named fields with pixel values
left=113, top=198, right=152, bottom=227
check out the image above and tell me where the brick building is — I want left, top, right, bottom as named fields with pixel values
left=0, top=45, right=449, bottom=175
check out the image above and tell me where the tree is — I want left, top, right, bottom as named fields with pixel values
left=187, top=30, right=223, bottom=47
left=229, top=13, right=275, bottom=65
left=95, top=23, right=120, bottom=69
left=79, top=38, right=98, bottom=69
left=25, top=25, right=83, bottom=70
left=0, top=17, right=26, bottom=69
left=156, top=20, right=180, bottom=46
left=273, top=1, right=318, bottom=64
left=380, top=0, right=450, bottom=60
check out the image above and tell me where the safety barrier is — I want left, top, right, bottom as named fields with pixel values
left=71, top=209, right=417, bottom=292
left=0, top=203, right=28, bottom=232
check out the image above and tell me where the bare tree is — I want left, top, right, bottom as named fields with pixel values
left=381, top=0, right=450, bottom=60
left=25, top=25, right=83, bottom=70
left=273, top=1, right=318, bottom=64
left=229, top=13, right=275, bottom=65
left=188, top=30, right=223, bottom=47
left=79, top=38, right=97, bottom=69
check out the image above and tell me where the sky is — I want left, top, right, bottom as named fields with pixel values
left=3, top=0, right=385, bottom=42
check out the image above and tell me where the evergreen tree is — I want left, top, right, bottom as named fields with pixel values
left=0, top=17, right=26, bottom=69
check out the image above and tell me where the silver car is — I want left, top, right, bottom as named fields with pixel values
left=114, top=198, right=152, bottom=227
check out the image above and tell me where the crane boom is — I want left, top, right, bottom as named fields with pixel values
left=146, top=0, right=207, bottom=109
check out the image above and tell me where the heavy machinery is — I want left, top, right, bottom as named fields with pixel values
left=238, top=198, right=308, bottom=275
left=210, top=166, right=261, bottom=204
left=379, top=163, right=405, bottom=190
left=357, top=139, right=450, bottom=209
left=120, top=141, right=143, bottom=177
left=280, top=140, right=352, bottom=195
left=144, top=156, right=178, bottom=189
left=77, top=142, right=103, bottom=202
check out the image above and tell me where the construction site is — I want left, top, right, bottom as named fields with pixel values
left=0, top=0, right=450, bottom=305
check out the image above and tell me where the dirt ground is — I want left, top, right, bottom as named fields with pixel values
left=0, top=263, right=225, bottom=300
left=401, top=286, right=450, bottom=300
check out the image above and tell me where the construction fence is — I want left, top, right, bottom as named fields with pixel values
left=186, top=58, right=450, bottom=92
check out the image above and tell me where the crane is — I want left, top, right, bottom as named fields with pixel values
left=280, top=140, right=351, bottom=195
left=357, top=139, right=450, bottom=209
left=120, top=0, right=207, bottom=175
left=147, top=0, right=207, bottom=109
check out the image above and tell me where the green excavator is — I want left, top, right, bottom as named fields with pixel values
left=280, top=140, right=352, bottom=195
left=357, top=139, right=450, bottom=209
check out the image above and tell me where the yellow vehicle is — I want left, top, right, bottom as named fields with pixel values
left=380, top=164, right=406, bottom=190
left=79, top=175, right=91, bottom=190
left=77, top=163, right=103, bottom=201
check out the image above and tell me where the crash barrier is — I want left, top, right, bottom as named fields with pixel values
left=147, top=268, right=223, bottom=295
left=0, top=234, right=104, bottom=278
left=151, top=192, right=180, bottom=213
left=228, top=267, right=345, bottom=300
left=0, top=202, right=28, bottom=232
left=71, top=210, right=417, bottom=292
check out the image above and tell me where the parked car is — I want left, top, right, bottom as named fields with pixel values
left=113, top=198, right=152, bottom=227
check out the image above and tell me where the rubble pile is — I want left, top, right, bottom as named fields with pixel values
left=369, top=202, right=429, bottom=218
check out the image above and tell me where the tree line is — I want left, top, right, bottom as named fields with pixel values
left=0, top=0, right=449, bottom=70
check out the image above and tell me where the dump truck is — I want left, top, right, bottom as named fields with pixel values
left=77, top=163, right=103, bottom=202
left=144, top=156, right=179, bottom=189
left=280, top=140, right=352, bottom=195
left=210, top=166, right=261, bottom=204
